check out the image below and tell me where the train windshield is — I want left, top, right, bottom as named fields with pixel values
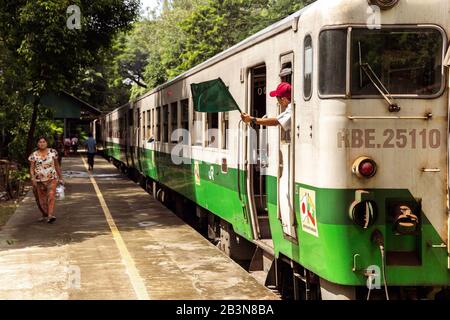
left=351, top=28, right=444, bottom=97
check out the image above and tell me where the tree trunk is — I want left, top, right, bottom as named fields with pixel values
left=25, top=96, right=40, bottom=158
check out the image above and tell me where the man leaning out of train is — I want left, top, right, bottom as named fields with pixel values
left=241, top=82, right=292, bottom=131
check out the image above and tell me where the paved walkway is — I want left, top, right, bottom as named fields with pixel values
left=0, top=154, right=278, bottom=300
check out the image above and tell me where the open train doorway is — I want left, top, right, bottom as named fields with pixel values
left=248, top=64, right=272, bottom=241
left=278, top=52, right=297, bottom=242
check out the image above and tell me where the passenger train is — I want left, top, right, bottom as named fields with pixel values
left=97, top=0, right=450, bottom=299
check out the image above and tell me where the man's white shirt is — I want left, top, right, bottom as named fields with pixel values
left=276, top=103, right=292, bottom=131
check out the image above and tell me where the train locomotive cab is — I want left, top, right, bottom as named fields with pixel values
left=294, top=0, right=450, bottom=300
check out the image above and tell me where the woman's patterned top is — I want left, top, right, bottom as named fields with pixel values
left=28, top=148, right=59, bottom=182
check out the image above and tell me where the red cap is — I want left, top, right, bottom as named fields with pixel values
left=269, top=82, right=291, bottom=99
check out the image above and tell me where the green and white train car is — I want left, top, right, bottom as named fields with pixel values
left=100, top=0, right=450, bottom=299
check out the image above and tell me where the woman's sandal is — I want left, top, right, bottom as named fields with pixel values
left=38, top=216, right=47, bottom=222
left=47, top=216, right=56, bottom=224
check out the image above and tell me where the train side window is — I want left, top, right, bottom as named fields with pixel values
left=192, top=110, right=203, bottom=146
left=155, top=107, right=161, bottom=142
left=142, top=111, right=146, bottom=140
left=221, top=112, right=229, bottom=150
left=136, top=109, right=141, bottom=141
left=180, top=99, right=189, bottom=144
left=147, top=110, right=151, bottom=140
left=170, top=102, right=178, bottom=143
left=151, top=109, right=155, bottom=141
left=180, top=99, right=189, bottom=131
left=279, top=53, right=293, bottom=143
left=162, top=104, right=168, bottom=143
left=206, top=113, right=219, bottom=148
left=304, top=35, right=313, bottom=100
left=280, top=62, right=292, bottom=84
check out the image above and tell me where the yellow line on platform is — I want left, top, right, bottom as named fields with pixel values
left=80, top=155, right=150, bottom=300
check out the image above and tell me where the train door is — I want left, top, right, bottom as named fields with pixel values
left=277, top=53, right=297, bottom=241
left=247, top=64, right=271, bottom=240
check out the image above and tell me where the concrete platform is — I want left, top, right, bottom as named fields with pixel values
left=0, top=154, right=279, bottom=300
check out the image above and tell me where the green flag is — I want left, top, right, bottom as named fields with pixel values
left=191, top=78, right=242, bottom=113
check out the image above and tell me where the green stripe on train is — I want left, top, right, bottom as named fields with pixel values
left=105, top=141, right=450, bottom=287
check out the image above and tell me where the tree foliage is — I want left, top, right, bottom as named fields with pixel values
left=0, top=0, right=316, bottom=161
left=0, top=0, right=140, bottom=159
left=116, top=0, right=315, bottom=99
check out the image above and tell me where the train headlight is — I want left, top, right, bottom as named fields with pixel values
left=352, top=157, right=377, bottom=179
left=367, top=0, right=400, bottom=10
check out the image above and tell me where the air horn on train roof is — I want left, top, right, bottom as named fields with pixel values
left=367, top=0, right=400, bottom=10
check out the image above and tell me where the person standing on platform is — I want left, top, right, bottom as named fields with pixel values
left=84, top=133, right=97, bottom=171
left=28, top=137, right=64, bottom=223
left=71, top=135, right=79, bottom=155
left=64, top=137, right=71, bottom=157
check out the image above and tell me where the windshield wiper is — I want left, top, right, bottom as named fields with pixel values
left=358, top=42, right=401, bottom=113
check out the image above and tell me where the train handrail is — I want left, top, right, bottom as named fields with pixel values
left=348, top=113, right=432, bottom=120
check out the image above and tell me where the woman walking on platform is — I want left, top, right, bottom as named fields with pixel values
left=28, top=137, right=64, bottom=223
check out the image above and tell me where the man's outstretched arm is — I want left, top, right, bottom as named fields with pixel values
left=241, top=113, right=279, bottom=127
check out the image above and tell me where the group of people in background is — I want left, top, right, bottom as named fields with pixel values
left=63, top=135, right=79, bottom=157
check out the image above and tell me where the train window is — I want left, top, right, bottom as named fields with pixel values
left=351, top=28, right=443, bottom=96
left=162, top=105, right=169, bottom=143
left=319, top=29, right=347, bottom=96
left=304, top=35, right=313, bottom=100
left=170, top=102, right=178, bottom=143
left=155, top=107, right=161, bottom=142
left=280, top=62, right=292, bottom=84
left=221, top=112, right=229, bottom=150
left=151, top=109, right=155, bottom=141
left=192, top=111, right=203, bottom=146
left=108, top=117, right=112, bottom=137
left=180, top=99, right=189, bottom=132
left=206, top=113, right=219, bottom=148
left=146, top=110, right=151, bottom=140
left=142, top=111, right=146, bottom=140
left=137, top=109, right=141, bottom=141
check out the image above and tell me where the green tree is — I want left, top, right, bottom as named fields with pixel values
left=0, top=0, right=140, bottom=157
left=92, top=0, right=316, bottom=104
left=177, top=0, right=315, bottom=72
